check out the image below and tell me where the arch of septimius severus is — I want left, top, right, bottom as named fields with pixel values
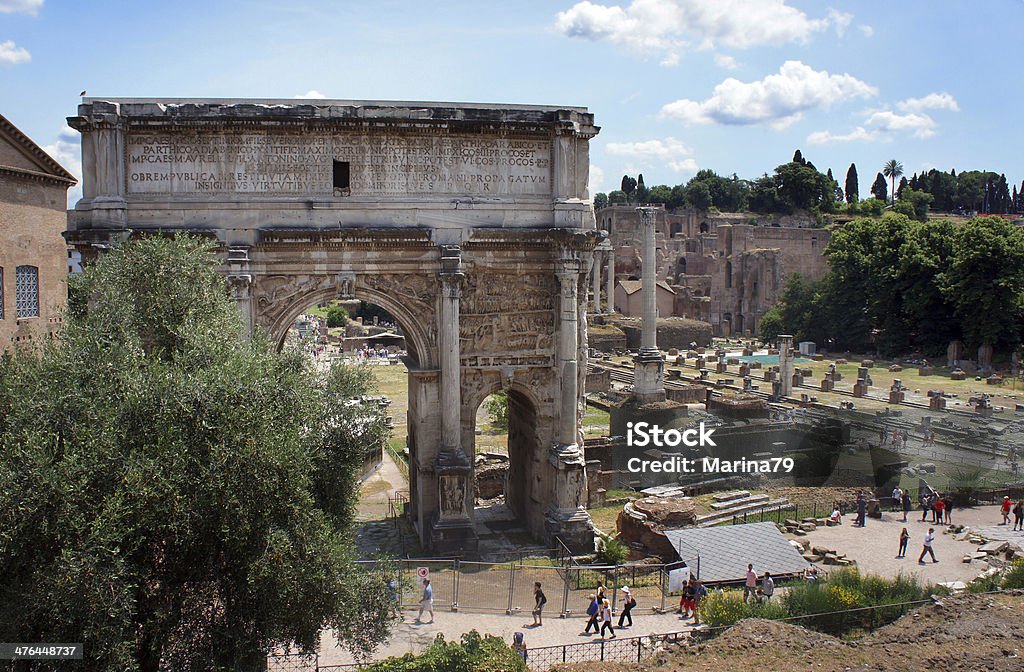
left=66, top=98, right=601, bottom=555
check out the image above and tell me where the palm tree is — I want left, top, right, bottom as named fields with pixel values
left=882, top=159, right=903, bottom=206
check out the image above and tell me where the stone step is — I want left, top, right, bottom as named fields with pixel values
left=711, top=490, right=751, bottom=503
left=710, top=493, right=770, bottom=510
left=697, top=498, right=792, bottom=526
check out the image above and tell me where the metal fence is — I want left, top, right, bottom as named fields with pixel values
left=354, top=558, right=675, bottom=616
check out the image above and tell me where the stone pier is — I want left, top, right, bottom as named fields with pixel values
left=633, top=206, right=666, bottom=403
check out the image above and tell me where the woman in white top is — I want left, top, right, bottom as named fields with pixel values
left=599, top=599, right=615, bottom=638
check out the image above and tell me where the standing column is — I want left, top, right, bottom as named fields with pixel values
left=778, top=334, right=794, bottom=398
left=438, top=250, right=464, bottom=455
left=591, top=253, right=601, bottom=313
left=555, top=260, right=583, bottom=452
left=633, top=207, right=666, bottom=402
left=606, top=248, right=615, bottom=313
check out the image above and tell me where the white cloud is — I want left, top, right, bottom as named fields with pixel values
left=896, top=92, right=959, bottom=113
left=0, top=40, right=30, bottom=65
left=865, top=110, right=937, bottom=138
left=858, top=24, right=874, bottom=38
left=714, top=53, right=738, bottom=69
left=0, top=0, right=43, bottom=15
left=589, top=164, right=605, bottom=195
left=828, top=9, right=853, bottom=36
left=42, top=125, right=82, bottom=207
left=660, top=60, right=877, bottom=127
left=660, top=52, right=680, bottom=66
left=806, top=126, right=878, bottom=145
left=555, top=0, right=843, bottom=63
left=294, top=90, right=326, bottom=99
left=605, top=136, right=698, bottom=173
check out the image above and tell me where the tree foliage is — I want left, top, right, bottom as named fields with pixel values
left=844, top=163, right=859, bottom=204
left=870, top=172, right=888, bottom=203
left=365, top=631, right=526, bottom=672
left=326, top=303, right=350, bottom=328
left=0, top=235, right=396, bottom=671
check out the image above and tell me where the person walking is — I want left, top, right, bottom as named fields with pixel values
left=599, top=599, right=615, bottom=639
left=761, top=572, right=775, bottom=602
left=932, top=497, right=945, bottom=525
left=691, top=580, right=709, bottom=625
left=680, top=578, right=696, bottom=618
left=531, top=582, right=546, bottom=626
left=1001, top=496, right=1013, bottom=525
left=416, top=578, right=434, bottom=623
left=1013, top=499, right=1024, bottom=532
left=582, top=594, right=600, bottom=634
left=744, top=564, right=758, bottom=603
left=855, top=492, right=867, bottom=527
left=918, top=527, right=938, bottom=564
left=897, top=527, right=910, bottom=558
left=901, top=490, right=912, bottom=523
left=920, top=494, right=931, bottom=523
left=617, top=586, right=636, bottom=628
left=891, top=486, right=902, bottom=512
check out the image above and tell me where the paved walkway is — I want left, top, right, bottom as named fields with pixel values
left=317, top=608, right=695, bottom=665
left=793, top=503, right=1017, bottom=585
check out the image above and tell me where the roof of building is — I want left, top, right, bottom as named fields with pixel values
left=664, top=521, right=808, bottom=583
left=617, top=280, right=676, bottom=295
left=0, top=112, right=77, bottom=185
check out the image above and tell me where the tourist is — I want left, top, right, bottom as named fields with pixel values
left=917, top=527, right=938, bottom=564
left=804, top=565, right=821, bottom=581
left=582, top=594, right=600, bottom=635
left=617, top=586, right=636, bottom=627
left=932, top=496, right=945, bottom=525
left=829, top=506, right=842, bottom=525
left=901, top=490, right=912, bottom=523
left=891, top=486, right=902, bottom=512
left=761, top=572, right=775, bottom=602
left=691, top=580, right=709, bottom=625
left=511, top=631, right=527, bottom=662
left=680, top=578, right=696, bottom=618
left=599, top=599, right=615, bottom=638
left=597, top=584, right=607, bottom=603
left=1001, top=496, right=1013, bottom=525
left=943, top=496, right=953, bottom=525
left=921, top=494, right=931, bottom=523
left=416, top=578, right=434, bottom=623
left=531, top=582, right=546, bottom=626
left=855, top=492, right=867, bottom=527
left=743, top=564, right=758, bottom=602
left=1013, top=499, right=1024, bottom=532
left=897, top=527, right=910, bottom=558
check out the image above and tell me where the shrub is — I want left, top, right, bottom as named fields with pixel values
left=484, top=391, right=509, bottom=431
left=365, top=631, right=526, bottom=672
left=596, top=537, right=629, bottom=566
left=326, top=304, right=349, bottom=328
left=699, top=591, right=751, bottom=628
left=1003, top=560, right=1024, bottom=590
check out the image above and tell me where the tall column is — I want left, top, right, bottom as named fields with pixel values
left=606, top=248, right=615, bottom=313
left=633, top=207, right=666, bottom=402
left=438, top=247, right=464, bottom=455
left=591, top=254, right=601, bottom=313
left=430, top=245, right=477, bottom=555
left=555, top=259, right=583, bottom=452
left=779, top=334, right=794, bottom=397
left=546, top=254, right=594, bottom=553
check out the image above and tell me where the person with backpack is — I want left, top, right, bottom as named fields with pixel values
left=1013, top=499, right=1024, bottom=531
left=531, top=582, right=546, bottom=626
left=691, top=580, right=709, bottom=625
left=617, top=586, right=636, bottom=627
left=581, top=594, right=600, bottom=635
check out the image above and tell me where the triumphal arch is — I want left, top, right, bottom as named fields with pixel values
left=67, top=98, right=601, bottom=555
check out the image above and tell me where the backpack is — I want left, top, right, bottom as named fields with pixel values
left=628, top=596, right=637, bottom=608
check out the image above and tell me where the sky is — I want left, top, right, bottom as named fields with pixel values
left=1, top=0, right=1021, bottom=206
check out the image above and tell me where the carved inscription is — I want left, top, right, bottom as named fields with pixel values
left=126, top=130, right=552, bottom=197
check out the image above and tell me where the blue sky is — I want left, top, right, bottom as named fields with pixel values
left=1, top=0, right=1021, bottom=205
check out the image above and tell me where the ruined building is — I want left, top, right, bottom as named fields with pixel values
left=596, top=206, right=830, bottom=337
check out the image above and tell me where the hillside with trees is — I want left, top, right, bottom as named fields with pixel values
left=596, top=150, right=1024, bottom=223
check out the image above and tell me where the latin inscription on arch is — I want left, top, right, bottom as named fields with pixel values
left=126, top=130, right=552, bottom=197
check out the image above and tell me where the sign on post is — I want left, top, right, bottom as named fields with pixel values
left=417, top=567, right=430, bottom=581
left=667, top=566, right=691, bottom=593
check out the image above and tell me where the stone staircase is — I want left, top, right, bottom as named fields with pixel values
left=696, top=490, right=792, bottom=527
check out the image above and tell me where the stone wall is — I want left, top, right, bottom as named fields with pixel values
left=597, top=206, right=830, bottom=337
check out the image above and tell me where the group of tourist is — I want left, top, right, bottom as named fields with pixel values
left=920, top=491, right=953, bottom=525
left=1001, top=495, right=1024, bottom=530
left=742, top=564, right=775, bottom=604
left=581, top=583, right=632, bottom=638
left=890, top=487, right=915, bottom=522
left=678, top=577, right=709, bottom=624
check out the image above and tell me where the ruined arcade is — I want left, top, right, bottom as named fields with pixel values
left=66, top=98, right=602, bottom=555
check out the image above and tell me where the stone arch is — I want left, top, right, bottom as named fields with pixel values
left=259, top=277, right=435, bottom=368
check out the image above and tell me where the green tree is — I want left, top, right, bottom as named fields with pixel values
left=593, top=192, right=609, bottom=210
left=620, top=175, right=637, bottom=203
left=684, top=180, right=713, bottom=210
left=636, top=173, right=648, bottom=203
left=365, top=631, right=526, bottom=672
left=844, top=163, right=859, bottom=204
left=882, top=160, right=903, bottom=206
left=608, top=189, right=628, bottom=205
left=871, top=172, right=888, bottom=203
left=748, top=174, right=781, bottom=213
left=646, top=184, right=672, bottom=205
left=941, top=216, right=1024, bottom=350
left=893, top=189, right=934, bottom=222
left=326, top=303, right=349, bottom=328
left=484, top=391, right=510, bottom=431
left=0, top=235, right=396, bottom=671
left=758, top=274, right=822, bottom=343
left=774, top=161, right=831, bottom=213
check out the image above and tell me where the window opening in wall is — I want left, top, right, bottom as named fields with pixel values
left=16, top=265, right=39, bottom=318
left=333, top=160, right=350, bottom=195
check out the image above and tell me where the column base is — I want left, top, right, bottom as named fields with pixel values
left=428, top=514, right=479, bottom=558
left=545, top=508, right=594, bottom=554
left=634, top=348, right=666, bottom=403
